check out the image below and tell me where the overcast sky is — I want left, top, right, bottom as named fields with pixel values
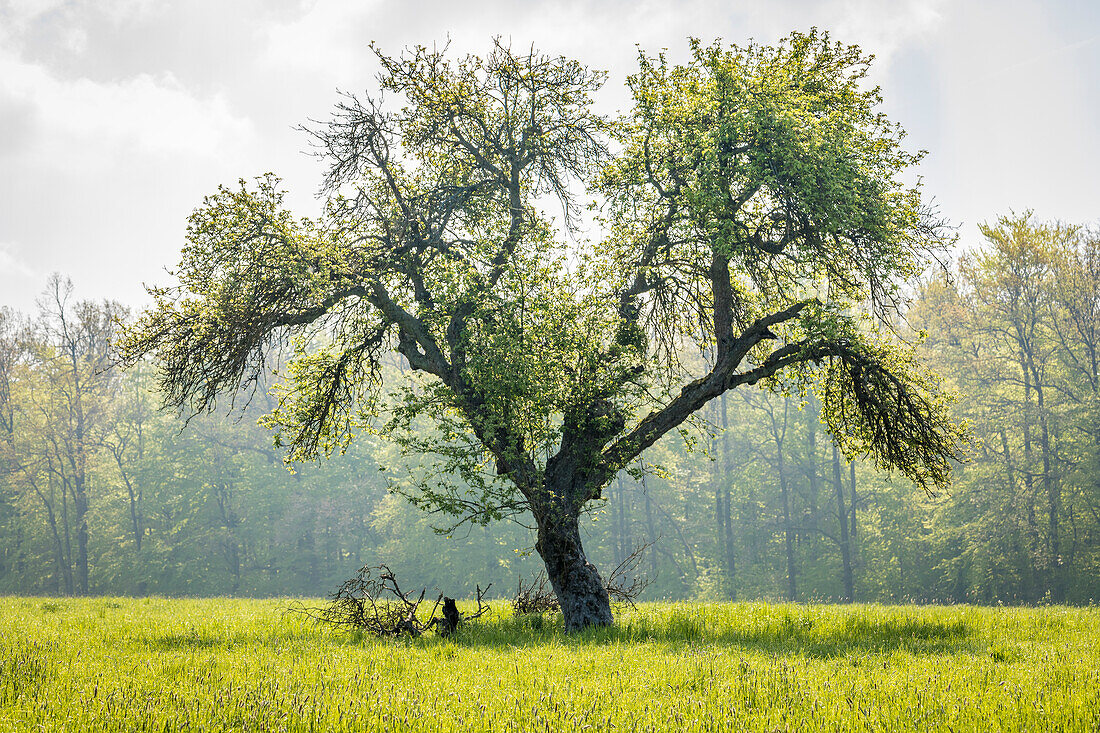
left=1, top=0, right=1097, bottom=312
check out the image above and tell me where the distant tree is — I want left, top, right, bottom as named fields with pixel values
left=0, top=277, right=124, bottom=594
left=0, top=308, right=24, bottom=584
left=120, top=33, right=965, bottom=629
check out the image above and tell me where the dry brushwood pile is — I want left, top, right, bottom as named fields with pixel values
left=512, top=572, right=559, bottom=615
left=296, top=564, right=490, bottom=637
left=512, top=542, right=653, bottom=616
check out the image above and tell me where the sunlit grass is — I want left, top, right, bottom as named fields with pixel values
left=1, top=597, right=1097, bottom=731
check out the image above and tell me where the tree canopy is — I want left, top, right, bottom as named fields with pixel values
left=119, top=32, right=966, bottom=629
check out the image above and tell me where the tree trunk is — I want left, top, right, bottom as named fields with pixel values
left=644, top=480, right=658, bottom=580
left=805, top=399, right=820, bottom=540
left=74, top=488, right=89, bottom=595
left=719, top=394, right=736, bottom=600
left=1028, top=354, right=1060, bottom=601
left=778, top=448, right=797, bottom=602
left=1038, top=393, right=1060, bottom=600
left=534, top=507, right=613, bottom=631
left=615, top=475, right=626, bottom=568
left=832, top=444, right=854, bottom=602
left=57, top=473, right=74, bottom=595
left=32, top=479, right=69, bottom=595
left=849, top=462, right=857, bottom=543
left=714, top=435, right=726, bottom=584
left=71, top=342, right=90, bottom=596
left=1021, top=349, right=1041, bottom=600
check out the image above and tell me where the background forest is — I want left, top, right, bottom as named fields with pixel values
left=1, top=213, right=1097, bottom=606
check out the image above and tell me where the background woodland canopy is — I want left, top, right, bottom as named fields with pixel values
left=0, top=212, right=1098, bottom=605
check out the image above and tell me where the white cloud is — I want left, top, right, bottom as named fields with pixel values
left=1, top=0, right=67, bottom=27
left=0, top=10, right=263, bottom=312
left=60, top=24, right=87, bottom=53
left=95, top=0, right=159, bottom=24
left=0, top=241, right=35, bottom=280
left=259, top=0, right=929, bottom=117
left=0, top=46, right=253, bottom=161
left=263, top=0, right=382, bottom=82
left=0, top=0, right=1093, bottom=314
left=1, top=0, right=156, bottom=28
left=255, top=0, right=950, bottom=107
left=830, top=0, right=947, bottom=65
left=927, top=0, right=1099, bottom=234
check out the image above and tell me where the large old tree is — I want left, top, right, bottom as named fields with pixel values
left=120, top=33, right=965, bottom=630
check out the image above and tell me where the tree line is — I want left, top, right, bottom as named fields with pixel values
left=1, top=212, right=1096, bottom=603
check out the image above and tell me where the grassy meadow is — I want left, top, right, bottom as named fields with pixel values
left=0, top=597, right=1098, bottom=731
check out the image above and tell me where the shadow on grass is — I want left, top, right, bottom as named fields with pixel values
left=723, top=615, right=975, bottom=658
left=145, top=634, right=230, bottom=651
left=143, top=607, right=979, bottom=659
left=422, top=610, right=980, bottom=659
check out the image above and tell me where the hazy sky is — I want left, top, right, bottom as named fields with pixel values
left=1, top=0, right=1097, bottom=312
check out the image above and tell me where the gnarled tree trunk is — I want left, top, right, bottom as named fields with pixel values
left=533, top=506, right=612, bottom=631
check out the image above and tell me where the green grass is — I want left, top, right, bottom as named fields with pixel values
left=1, top=597, right=1098, bottom=731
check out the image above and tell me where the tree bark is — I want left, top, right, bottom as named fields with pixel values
left=1035, top=379, right=1060, bottom=601
left=832, top=444, right=855, bottom=602
left=805, top=399, right=820, bottom=540
left=57, top=472, right=74, bottom=595
left=1021, top=350, right=1041, bottom=600
left=719, top=394, right=736, bottom=599
left=778, top=446, right=797, bottom=602
left=74, top=487, right=89, bottom=595
left=533, top=506, right=613, bottom=631
left=32, top=478, right=69, bottom=595
left=766, top=399, right=797, bottom=603
left=1025, top=349, right=1060, bottom=601
left=643, top=472, right=658, bottom=581
left=67, top=332, right=90, bottom=596
left=849, top=462, right=857, bottom=544
left=615, top=475, right=627, bottom=568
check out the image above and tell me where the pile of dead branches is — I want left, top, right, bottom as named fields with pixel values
left=293, top=564, right=490, bottom=638
left=512, top=542, right=654, bottom=615
left=512, top=572, right=559, bottom=615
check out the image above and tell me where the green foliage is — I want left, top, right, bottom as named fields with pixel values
left=117, top=33, right=962, bottom=543
left=910, top=214, right=1100, bottom=603
left=32, top=35, right=1100, bottom=619
left=602, top=30, right=943, bottom=344
left=5, top=214, right=1100, bottom=607
left=817, top=328, right=966, bottom=492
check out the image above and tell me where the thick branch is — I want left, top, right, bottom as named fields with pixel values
left=596, top=300, right=816, bottom=489
left=365, top=283, right=449, bottom=379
